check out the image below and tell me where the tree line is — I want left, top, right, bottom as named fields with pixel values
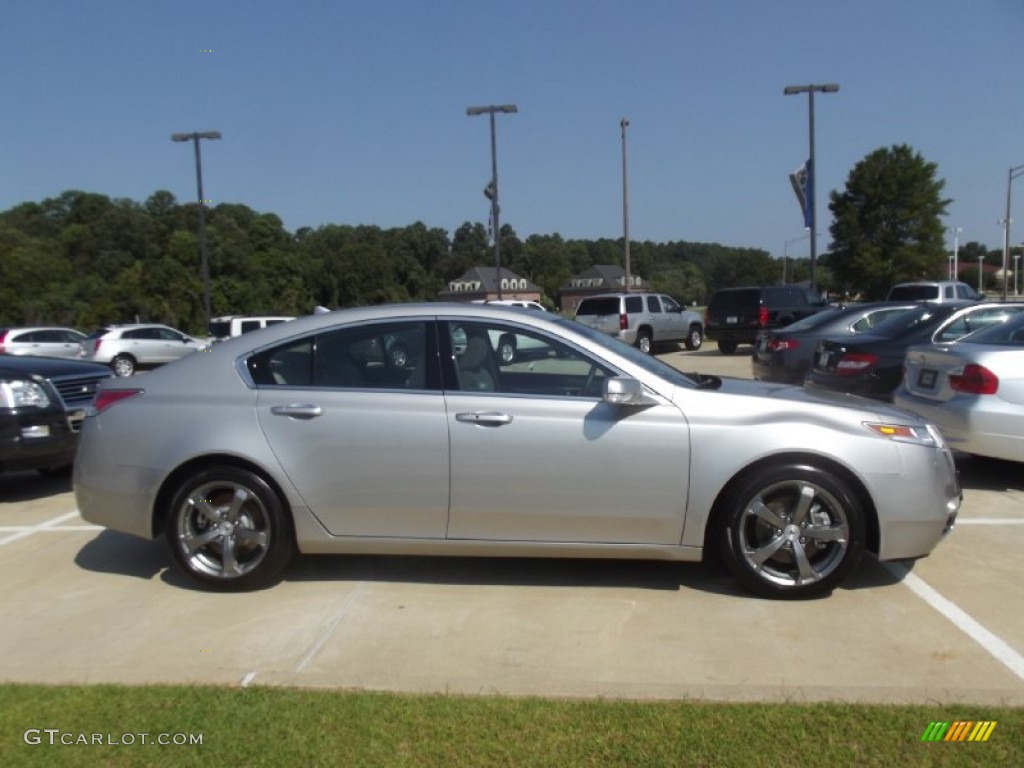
left=0, top=144, right=1013, bottom=334
left=0, top=189, right=784, bottom=334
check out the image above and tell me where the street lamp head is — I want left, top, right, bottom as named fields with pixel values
left=466, top=104, right=518, bottom=116
left=171, top=131, right=222, bottom=142
left=784, top=83, right=839, bottom=95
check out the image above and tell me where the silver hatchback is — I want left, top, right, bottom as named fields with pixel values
left=75, top=303, right=960, bottom=599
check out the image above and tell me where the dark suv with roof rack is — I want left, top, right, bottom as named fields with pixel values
left=704, top=285, right=830, bottom=354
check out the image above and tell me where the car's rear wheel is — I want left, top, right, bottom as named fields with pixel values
left=635, top=330, right=652, bottom=354
left=165, top=466, right=294, bottom=591
left=111, top=354, right=136, bottom=377
left=717, top=339, right=738, bottom=354
left=685, top=325, right=704, bottom=351
left=715, top=463, right=865, bottom=599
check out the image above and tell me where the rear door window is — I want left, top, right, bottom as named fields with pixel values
left=575, top=298, right=620, bottom=316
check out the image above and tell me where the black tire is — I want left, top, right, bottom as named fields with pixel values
left=684, top=325, right=704, bottom=351
left=635, top=329, right=653, bottom=354
left=111, top=354, right=136, bottom=377
left=714, top=463, right=866, bottom=599
left=717, top=339, right=738, bottom=355
left=164, top=466, right=295, bottom=591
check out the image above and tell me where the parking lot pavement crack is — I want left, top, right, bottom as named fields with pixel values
left=294, top=582, right=368, bottom=674
left=884, top=562, right=1024, bottom=683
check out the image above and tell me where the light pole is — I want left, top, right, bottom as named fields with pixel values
left=978, top=251, right=985, bottom=295
left=948, top=226, right=962, bottom=281
left=466, top=104, right=517, bottom=300
left=782, top=232, right=811, bottom=284
left=620, top=118, right=631, bottom=291
left=1016, top=244, right=1022, bottom=296
left=783, top=83, right=839, bottom=293
left=1002, top=165, right=1024, bottom=302
left=171, top=130, right=221, bottom=327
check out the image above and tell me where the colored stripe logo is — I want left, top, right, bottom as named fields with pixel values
left=921, top=721, right=997, bottom=742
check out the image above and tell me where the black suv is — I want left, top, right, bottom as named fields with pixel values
left=704, top=285, right=829, bottom=354
left=0, top=355, right=111, bottom=474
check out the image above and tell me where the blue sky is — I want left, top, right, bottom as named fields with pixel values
left=2, top=0, right=1023, bottom=257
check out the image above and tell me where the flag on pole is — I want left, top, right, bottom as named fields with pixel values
left=788, top=159, right=813, bottom=228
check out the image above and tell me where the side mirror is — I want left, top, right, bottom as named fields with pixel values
left=602, top=376, right=653, bottom=406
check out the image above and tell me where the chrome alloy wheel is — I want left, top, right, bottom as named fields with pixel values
left=736, top=479, right=850, bottom=589
left=173, top=480, right=272, bottom=581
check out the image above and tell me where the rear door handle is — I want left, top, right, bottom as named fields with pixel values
left=455, top=411, right=513, bottom=426
left=270, top=404, right=323, bottom=419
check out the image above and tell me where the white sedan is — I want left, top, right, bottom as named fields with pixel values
left=895, top=312, right=1024, bottom=462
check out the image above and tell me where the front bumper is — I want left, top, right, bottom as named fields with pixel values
left=0, top=408, right=84, bottom=473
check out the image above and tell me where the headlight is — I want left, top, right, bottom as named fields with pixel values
left=863, top=421, right=938, bottom=447
left=0, top=379, right=51, bottom=409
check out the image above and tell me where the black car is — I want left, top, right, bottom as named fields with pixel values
left=704, top=285, right=829, bottom=354
left=751, top=302, right=916, bottom=385
left=0, top=355, right=111, bottom=474
left=805, top=302, right=1023, bottom=401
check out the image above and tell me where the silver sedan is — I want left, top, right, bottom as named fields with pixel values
left=74, top=303, right=961, bottom=599
left=895, top=311, right=1024, bottom=462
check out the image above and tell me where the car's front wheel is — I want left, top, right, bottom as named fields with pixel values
left=715, top=463, right=866, bottom=599
left=685, top=325, right=704, bottom=351
left=165, top=466, right=295, bottom=591
left=111, top=354, right=136, bottom=377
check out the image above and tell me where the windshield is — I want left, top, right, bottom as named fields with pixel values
left=556, top=316, right=697, bottom=388
left=958, top=312, right=1024, bottom=346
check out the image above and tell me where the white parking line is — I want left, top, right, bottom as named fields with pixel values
left=956, top=518, right=1024, bottom=525
left=0, top=511, right=83, bottom=547
left=884, top=562, right=1024, bottom=683
left=0, top=525, right=101, bottom=532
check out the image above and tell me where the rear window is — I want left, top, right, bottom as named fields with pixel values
left=575, top=298, right=620, bottom=316
left=887, top=285, right=939, bottom=301
left=779, top=307, right=842, bottom=332
left=208, top=321, right=231, bottom=338
left=709, top=289, right=760, bottom=312
left=868, top=304, right=957, bottom=338
left=84, top=328, right=112, bottom=340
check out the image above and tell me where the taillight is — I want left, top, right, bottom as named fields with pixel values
left=949, top=364, right=998, bottom=395
left=0, top=330, right=7, bottom=354
left=758, top=305, right=769, bottom=328
left=834, top=353, right=878, bottom=375
left=768, top=338, right=798, bottom=352
left=92, top=339, right=103, bottom=353
left=619, top=312, right=628, bottom=331
left=93, top=389, right=143, bottom=413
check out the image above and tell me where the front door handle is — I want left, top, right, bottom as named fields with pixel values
left=270, top=403, right=323, bottom=419
left=455, top=411, right=513, bottom=426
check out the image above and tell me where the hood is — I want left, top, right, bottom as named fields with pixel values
left=0, top=354, right=111, bottom=378
left=700, top=375, right=924, bottom=423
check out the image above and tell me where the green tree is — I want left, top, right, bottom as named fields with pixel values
left=828, top=145, right=950, bottom=299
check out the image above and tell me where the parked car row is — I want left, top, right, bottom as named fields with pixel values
left=752, top=298, right=1024, bottom=464
left=0, top=317, right=291, bottom=476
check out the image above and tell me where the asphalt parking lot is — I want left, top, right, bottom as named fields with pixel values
left=0, top=344, right=1022, bottom=704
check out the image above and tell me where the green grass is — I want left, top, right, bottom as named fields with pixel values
left=1, top=684, right=1020, bottom=766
